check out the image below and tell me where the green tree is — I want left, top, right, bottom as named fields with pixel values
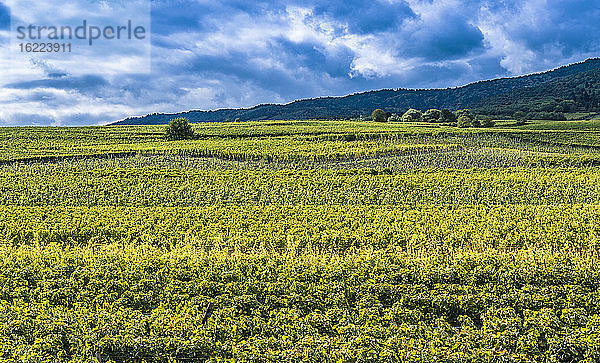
left=513, top=111, right=527, bottom=125
left=371, top=109, right=387, bottom=122
left=423, top=109, right=442, bottom=123
left=387, top=113, right=401, bottom=122
left=235, top=118, right=241, bottom=122
left=402, top=109, right=423, bottom=122
left=441, top=109, right=457, bottom=124
left=165, top=118, right=195, bottom=140
left=456, top=109, right=473, bottom=121
left=457, top=115, right=471, bottom=128
left=471, top=117, right=481, bottom=128
left=481, top=116, right=495, bottom=128
left=556, top=100, right=576, bottom=113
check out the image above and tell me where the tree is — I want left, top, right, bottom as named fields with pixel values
left=235, top=118, right=241, bottom=122
left=423, top=109, right=442, bottom=123
left=387, top=113, right=401, bottom=122
left=372, top=109, right=388, bottom=122
left=481, top=116, right=495, bottom=128
left=402, top=109, right=423, bottom=122
left=556, top=100, right=576, bottom=113
left=456, top=109, right=473, bottom=121
left=526, top=112, right=566, bottom=121
left=441, top=109, right=457, bottom=124
left=165, top=118, right=195, bottom=140
left=513, top=111, right=527, bottom=125
left=471, top=117, right=481, bottom=128
left=457, top=115, right=471, bottom=128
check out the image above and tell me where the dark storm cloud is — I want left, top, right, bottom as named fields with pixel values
left=0, top=3, right=9, bottom=30
left=401, top=15, right=485, bottom=61
left=504, top=0, right=600, bottom=58
left=311, top=0, right=416, bottom=34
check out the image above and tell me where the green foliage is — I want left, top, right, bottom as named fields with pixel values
left=468, top=65, right=600, bottom=116
left=235, top=118, right=241, bottom=122
left=457, top=115, right=472, bottom=128
left=401, top=108, right=423, bottom=122
left=3, top=204, right=600, bottom=250
left=526, top=111, right=566, bottom=121
left=387, top=113, right=401, bottom=122
left=514, top=111, right=528, bottom=125
left=371, top=109, right=387, bottom=122
left=456, top=109, right=474, bottom=121
left=3, top=120, right=600, bottom=361
left=441, top=109, right=457, bottom=124
left=481, top=116, right=495, bottom=128
left=3, top=247, right=600, bottom=361
left=165, top=118, right=195, bottom=140
left=423, top=109, right=442, bottom=123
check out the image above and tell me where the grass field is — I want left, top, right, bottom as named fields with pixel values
left=3, top=119, right=600, bottom=362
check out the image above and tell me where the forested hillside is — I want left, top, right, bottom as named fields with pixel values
left=115, top=58, right=600, bottom=124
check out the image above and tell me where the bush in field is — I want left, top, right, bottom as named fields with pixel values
left=372, top=109, right=388, bottom=122
left=387, top=113, right=401, bottom=122
left=441, top=109, right=457, bottom=124
left=456, top=109, right=474, bottom=121
left=514, top=111, right=527, bottom=126
left=423, top=109, right=442, bottom=123
left=165, top=118, right=196, bottom=140
left=402, top=109, right=423, bottom=122
left=527, top=112, right=567, bottom=121
left=481, top=116, right=495, bottom=128
left=457, top=115, right=472, bottom=128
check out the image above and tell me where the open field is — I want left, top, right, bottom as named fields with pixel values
left=3, top=119, right=600, bottom=362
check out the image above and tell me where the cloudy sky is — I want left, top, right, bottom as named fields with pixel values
left=0, top=0, right=599, bottom=126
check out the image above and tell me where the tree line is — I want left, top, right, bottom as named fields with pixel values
left=371, top=108, right=495, bottom=128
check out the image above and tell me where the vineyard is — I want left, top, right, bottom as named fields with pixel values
left=3, top=119, right=600, bottom=362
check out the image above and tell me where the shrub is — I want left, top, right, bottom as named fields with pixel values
left=165, top=118, right=196, bottom=140
left=372, top=109, right=388, bottom=122
left=526, top=112, right=567, bottom=121
left=481, top=116, right=495, bottom=128
left=387, top=113, right=401, bottom=122
left=423, top=109, right=442, bottom=123
left=514, top=111, right=527, bottom=126
left=441, top=109, right=457, bottom=124
left=402, top=109, right=423, bottom=122
left=456, top=109, right=474, bottom=121
left=457, top=115, right=471, bottom=128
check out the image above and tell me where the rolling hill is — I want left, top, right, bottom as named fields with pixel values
left=114, top=58, right=600, bottom=125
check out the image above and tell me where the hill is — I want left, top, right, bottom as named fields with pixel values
left=114, top=58, right=600, bottom=125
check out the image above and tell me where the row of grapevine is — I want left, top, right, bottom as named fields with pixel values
left=2, top=205, right=600, bottom=253
left=1, top=247, right=599, bottom=361
left=3, top=167, right=600, bottom=206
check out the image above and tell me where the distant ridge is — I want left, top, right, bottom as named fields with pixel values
left=113, top=58, right=600, bottom=125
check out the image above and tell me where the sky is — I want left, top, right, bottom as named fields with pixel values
left=0, top=0, right=599, bottom=126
